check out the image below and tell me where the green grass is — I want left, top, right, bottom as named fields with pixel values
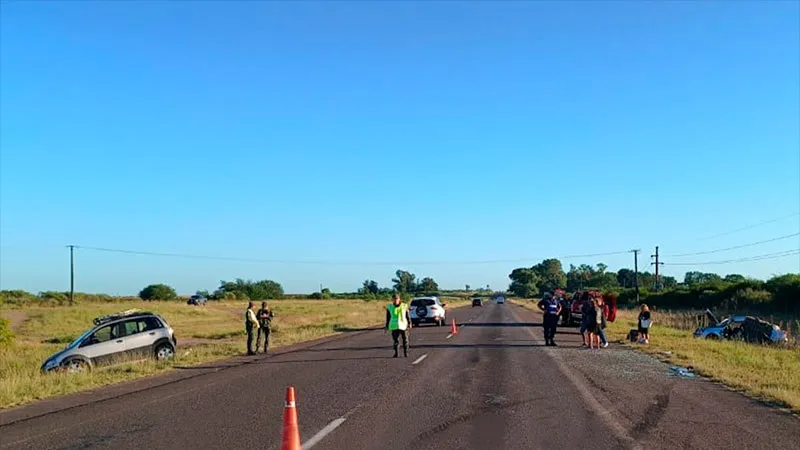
left=0, top=297, right=470, bottom=409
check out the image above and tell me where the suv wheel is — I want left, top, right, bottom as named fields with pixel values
left=63, top=358, right=89, bottom=374
left=155, top=343, right=175, bottom=361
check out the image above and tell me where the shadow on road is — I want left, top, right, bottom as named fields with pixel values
left=461, top=322, right=543, bottom=328
left=292, top=342, right=563, bottom=352
left=333, top=325, right=381, bottom=332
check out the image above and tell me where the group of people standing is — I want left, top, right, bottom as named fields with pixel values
left=579, top=291, right=610, bottom=349
left=538, top=290, right=612, bottom=348
left=245, top=301, right=274, bottom=356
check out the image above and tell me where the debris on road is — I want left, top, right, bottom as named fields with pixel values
left=670, top=366, right=697, bottom=378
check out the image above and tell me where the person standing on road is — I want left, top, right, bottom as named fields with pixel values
left=385, top=294, right=412, bottom=358
left=586, top=298, right=601, bottom=349
left=580, top=291, right=592, bottom=347
left=537, top=292, right=562, bottom=346
left=244, top=301, right=260, bottom=356
left=596, top=295, right=610, bottom=348
left=256, top=301, right=274, bottom=354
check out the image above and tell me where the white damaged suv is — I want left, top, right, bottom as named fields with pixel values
left=41, top=309, right=177, bottom=373
left=409, top=297, right=447, bottom=327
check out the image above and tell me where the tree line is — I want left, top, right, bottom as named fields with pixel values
left=507, top=259, right=800, bottom=315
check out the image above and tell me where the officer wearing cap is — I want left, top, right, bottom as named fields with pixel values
left=538, top=292, right=562, bottom=346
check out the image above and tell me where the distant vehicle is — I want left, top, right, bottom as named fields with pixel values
left=694, top=310, right=788, bottom=344
left=410, top=297, right=447, bottom=326
left=41, top=309, right=177, bottom=374
left=495, top=295, right=505, bottom=304
left=472, top=297, right=483, bottom=307
left=187, top=295, right=207, bottom=306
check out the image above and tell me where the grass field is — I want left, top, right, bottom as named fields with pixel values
left=511, top=299, right=800, bottom=412
left=0, top=297, right=468, bottom=409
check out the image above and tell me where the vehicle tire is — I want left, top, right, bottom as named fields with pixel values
left=706, top=334, right=719, bottom=340
left=154, top=343, right=176, bottom=361
left=62, top=358, right=89, bottom=374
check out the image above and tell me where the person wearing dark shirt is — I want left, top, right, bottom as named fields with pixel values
left=537, top=292, right=562, bottom=346
left=586, top=299, right=601, bottom=349
left=256, top=302, right=275, bottom=354
left=580, top=292, right=592, bottom=347
left=637, top=304, right=652, bottom=344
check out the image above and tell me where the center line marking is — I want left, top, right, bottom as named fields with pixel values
left=412, top=354, right=428, bottom=365
left=302, top=417, right=347, bottom=449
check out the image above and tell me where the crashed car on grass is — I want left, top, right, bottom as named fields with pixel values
left=694, top=309, right=788, bottom=344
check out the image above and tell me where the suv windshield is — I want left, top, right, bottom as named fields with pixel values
left=67, top=328, right=96, bottom=350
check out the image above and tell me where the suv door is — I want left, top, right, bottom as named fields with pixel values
left=79, top=323, right=126, bottom=366
left=121, top=317, right=164, bottom=359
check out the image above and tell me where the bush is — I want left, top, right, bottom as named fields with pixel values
left=139, top=284, right=178, bottom=301
left=0, top=290, right=38, bottom=306
left=0, top=317, right=14, bottom=347
left=766, top=274, right=800, bottom=314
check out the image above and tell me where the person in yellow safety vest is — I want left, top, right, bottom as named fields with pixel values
left=245, top=301, right=260, bottom=356
left=385, top=294, right=412, bottom=358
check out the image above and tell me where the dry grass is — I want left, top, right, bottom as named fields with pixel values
left=511, top=299, right=800, bottom=412
left=0, top=298, right=435, bottom=409
left=607, top=310, right=800, bottom=412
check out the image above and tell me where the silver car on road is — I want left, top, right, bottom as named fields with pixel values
left=41, top=309, right=177, bottom=373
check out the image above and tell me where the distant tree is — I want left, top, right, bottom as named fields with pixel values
left=724, top=274, right=747, bottom=283
left=508, top=268, right=540, bottom=298
left=661, top=276, right=678, bottom=289
left=213, top=278, right=283, bottom=300
left=139, top=284, right=178, bottom=301
left=392, top=270, right=417, bottom=293
left=616, top=268, right=637, bottom=288
left=684, top=271, right=722, bottom=286
left=465, top=284, right=471, bottom=291
left=533, top=258, right=567, bottom=295
left=196, top=290, right=211, bottom=299
left=360, top=280, right=380, bottom=295
left=418, top=277, right=439, bottom=293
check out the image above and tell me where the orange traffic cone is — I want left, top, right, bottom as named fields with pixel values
left=450, top=318, right=458, bottom=335
left=281, top=386, right=301, bottom=450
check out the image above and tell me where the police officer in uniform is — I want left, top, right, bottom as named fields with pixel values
left=538, top=292, right=562, bottom=346
left=244, top=301, right=260, bottom=355
left=256, top=301, right=274, bottom=354
left=385, top=294, right=412, bottom=358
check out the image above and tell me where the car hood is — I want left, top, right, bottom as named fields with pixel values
left=43, top=348, right=70, bottom=366
left=705, top=309, right=719, bottom=327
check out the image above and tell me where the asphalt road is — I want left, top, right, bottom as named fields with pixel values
left=1, top=302, right=798, bottom=450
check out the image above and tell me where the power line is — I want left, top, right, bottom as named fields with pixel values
left=696, top=212, right=800, bottom=241
left=665, top=233, right=800, bottom=257
left=72, top=245, right=632, bottom=266
left=663, top=249, right=800, bottom=266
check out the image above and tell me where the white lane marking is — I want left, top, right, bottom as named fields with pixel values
left=509, top=306, right=643, bottom=450
left=446, top=333, right=453, bottom=339
left=302, top=417, right=347, bottom=449
left=412, top=354, right=428, bottom=365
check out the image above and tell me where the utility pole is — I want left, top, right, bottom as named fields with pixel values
left=631, top=249, right=641, bottom=304
left=67, top=245, right=75, bottom=306
left=651, top=246, right=664, bottom=291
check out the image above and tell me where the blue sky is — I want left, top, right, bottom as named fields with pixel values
left=1, top=1, right=798, bottom=295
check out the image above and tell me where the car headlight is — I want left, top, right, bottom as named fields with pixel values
left=43, top=359, right=59, bottom=371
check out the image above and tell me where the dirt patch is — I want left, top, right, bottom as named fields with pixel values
left=2, top=310, right=29, bottom=332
